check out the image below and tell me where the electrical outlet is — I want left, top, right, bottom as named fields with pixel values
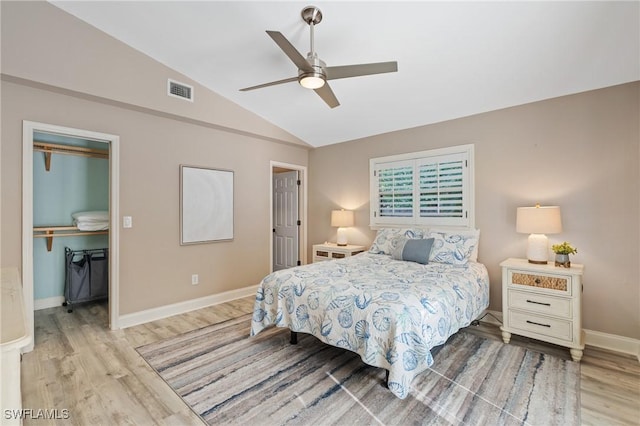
left=191, top=274, right=199, bottom=285
left=123, top=216, right=132, bottom=228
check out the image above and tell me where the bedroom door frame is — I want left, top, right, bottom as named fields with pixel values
left=22, top=121, right=120, bottom=352
left=270, top=161, right=307, bottom=271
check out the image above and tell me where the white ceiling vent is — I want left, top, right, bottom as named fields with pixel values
left=168, top=79, right=194, bottom=102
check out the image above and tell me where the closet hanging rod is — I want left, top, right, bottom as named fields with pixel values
left=33, top=141, right=109, bottom=172
left=33, top=226, right=109, bottom=252
left=33, top=142, right=109, bottom=157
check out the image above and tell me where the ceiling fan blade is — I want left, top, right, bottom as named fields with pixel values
left=239, top=76, right=298, bottom=92
left=325, top=61, right=398, bottom=80
left=314, top=83, right=340, bottom=108
left=266, top=30, right=314, bottom=73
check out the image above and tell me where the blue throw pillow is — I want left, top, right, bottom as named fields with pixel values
left=391, top=237, right=434, bottom=265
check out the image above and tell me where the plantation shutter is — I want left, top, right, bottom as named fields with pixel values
left=418, top=154, right=465, bottom=219
left=370, top=144, right=473, bottom=228
left=375, top=160, right=414, bottom=222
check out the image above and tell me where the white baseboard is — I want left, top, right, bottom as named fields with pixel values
left=118, top=298, right=640, bottom=362
left=118, top=284, right=258, bottom=329
left=34, top=296, right=65, bottom=310
left=584, top=329, right=640, bottom=362
left=480, top=309, right=640, bottom=362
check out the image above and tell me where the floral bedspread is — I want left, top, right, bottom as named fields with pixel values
left=250, top=252, right=490, bottom=399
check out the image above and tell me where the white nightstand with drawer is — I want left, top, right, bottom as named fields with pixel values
left=312, top=243, right=365, bottom=263
left=500, top=258, right=585, bottom=362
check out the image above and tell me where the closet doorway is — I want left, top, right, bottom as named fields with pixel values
left=22, top=121, right=120, bottom=352
left=270, top=161, right=307, bottom=272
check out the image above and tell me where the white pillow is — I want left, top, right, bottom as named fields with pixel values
left=426, top=229, right=480, bottom=265
left=369, top=228, right=425, bottom=255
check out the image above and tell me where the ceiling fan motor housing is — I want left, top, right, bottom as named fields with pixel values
left=298, top=53, right=326, bottom=84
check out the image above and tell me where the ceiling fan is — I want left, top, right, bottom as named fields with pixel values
left=239, top=6, right=398, bottom=108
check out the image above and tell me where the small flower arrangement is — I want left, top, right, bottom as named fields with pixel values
left=551, top=242, right=578, bottom=255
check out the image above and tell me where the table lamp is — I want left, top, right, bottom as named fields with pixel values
left=331, top=209, right=354, bottom=246
left=516, top=205, right=562, bottom=264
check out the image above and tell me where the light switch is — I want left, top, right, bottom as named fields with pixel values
left=123, top=216, right=132, bottom=228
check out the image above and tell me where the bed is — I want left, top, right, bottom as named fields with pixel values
left=251, top=228, right=490, bottom=399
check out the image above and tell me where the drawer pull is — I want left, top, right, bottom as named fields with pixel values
left=526, top=299, right=551, bottom=307
left=534, top=278, right=541, bottom=284
left=526, top=320, right=551, bottom=328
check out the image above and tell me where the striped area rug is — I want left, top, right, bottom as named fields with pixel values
left=137, top=314, right=580, bottom=425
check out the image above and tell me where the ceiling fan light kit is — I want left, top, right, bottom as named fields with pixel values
left=239, top=5, right=398, bottom=108
left=299, top=74, right=325, bottom=89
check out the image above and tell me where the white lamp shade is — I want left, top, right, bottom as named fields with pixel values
left=331, top=210, right=354, bottom=227
left=516, top=206, right=562, bottom=234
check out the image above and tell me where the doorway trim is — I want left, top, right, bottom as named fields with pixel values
left=22, top=121, right=120, bottom=351
left=270, top=161, right=307, bottom=271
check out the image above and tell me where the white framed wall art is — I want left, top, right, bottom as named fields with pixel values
left=180, top=165, right=234, bottom=244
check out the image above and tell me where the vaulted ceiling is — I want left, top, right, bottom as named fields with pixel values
left=51, top=1, right=639, bottom=147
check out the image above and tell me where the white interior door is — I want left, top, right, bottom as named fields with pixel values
left=273, top=170, right=299, bottom=271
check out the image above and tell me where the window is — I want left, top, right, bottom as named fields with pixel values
left=370, top=144, right=474, bottom=228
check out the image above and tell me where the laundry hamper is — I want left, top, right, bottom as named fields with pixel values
left=63, top=247, right=108, bottom=312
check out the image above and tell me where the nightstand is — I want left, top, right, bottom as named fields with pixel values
left=500, top=258, right=585, bottom=362
left=312, top=243, right=365, bottom=263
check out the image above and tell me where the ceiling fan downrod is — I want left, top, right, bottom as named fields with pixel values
left=299, top=6, right=326, bottom=89
left=301, top=6, right=322, bottom=56
left=309, top=18, right=315, bottom=55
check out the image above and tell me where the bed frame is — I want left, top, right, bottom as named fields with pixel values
left=289, top=329, right=391, bottom=386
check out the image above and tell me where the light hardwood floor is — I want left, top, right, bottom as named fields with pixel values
left=21, top=297, right=640, bottom=425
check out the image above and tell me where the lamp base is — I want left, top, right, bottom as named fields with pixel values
left=336, top=227, right=348, bottom=246
left=527, top=233, right=549, bottom=264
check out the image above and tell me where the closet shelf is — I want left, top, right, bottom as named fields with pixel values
left=33, top=142, right=109, bottom=172
left=33, top=226, right=108, bottom=252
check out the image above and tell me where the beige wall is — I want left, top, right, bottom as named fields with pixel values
left=0, top=0, right=310, bottom=316
left=309, top=82, right=640, bottom=339
left=1, top=80, right=308, bottom=315
left=0, top=1, right=306, bottom=147
left=2, top=1, right=638, bottom=338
